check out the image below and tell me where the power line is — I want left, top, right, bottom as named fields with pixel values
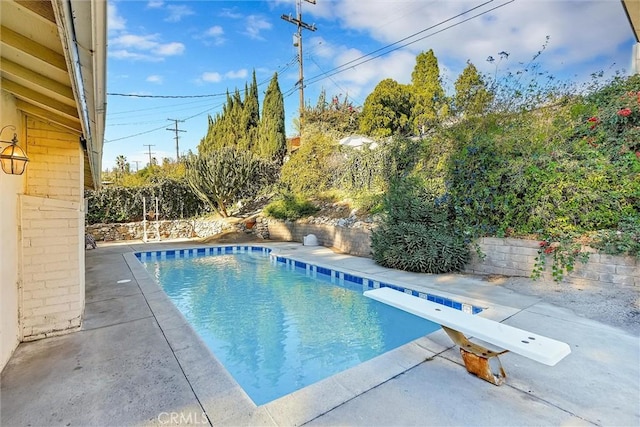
left=281, top=0, right=317, bottom=126
left=143, top=144, right=155, bottom=166
left=166, top=119, right=186, bottom=161
left=292, top=0, right=512, bottom=91
left=107, top=92, right=226, bottom=99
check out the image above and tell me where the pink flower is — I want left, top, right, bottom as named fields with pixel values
left=618, top=108, right=632, bottom=117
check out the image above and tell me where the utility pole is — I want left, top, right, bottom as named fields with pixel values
left=166, top=118, right=186, bottom=162
left=143, top=144, right=155, bottom=167
left=281, top=0, right=316, bottom=129
left=133, top=160, right=141, bottom=172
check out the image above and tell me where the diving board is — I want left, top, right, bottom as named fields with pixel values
left=364, top=287, right=571, bottom=385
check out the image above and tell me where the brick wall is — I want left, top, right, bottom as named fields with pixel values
left=19, top=118, right=84, bottom=341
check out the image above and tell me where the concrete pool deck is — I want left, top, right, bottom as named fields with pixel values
left=1, top=239, right=638, bottom=426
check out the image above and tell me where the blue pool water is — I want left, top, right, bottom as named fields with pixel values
left=140, top=249, right=440, bottom=405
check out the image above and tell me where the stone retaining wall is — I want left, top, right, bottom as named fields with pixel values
left=87, top=218, right=639, bottom=287
left=86, top=216, right=269, bottom=241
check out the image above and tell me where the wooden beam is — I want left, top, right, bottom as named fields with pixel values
left=15, top=0, right=56, bottom=23
left=0, top=26, right=67, bottom=71
left=3, top=79, right=79, bottom=119
left=15, top=99, right=81, bottom=133
left=0, top=57, right=74, bottom=101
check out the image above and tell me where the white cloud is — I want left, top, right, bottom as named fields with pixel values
left=244, top=15, right=272, bottom=40
left=202, top=25, right=225, bottom=45
left=220, top=8, right=243, bottom=20
left=309, top=0, right=631, bottom=79
left=109, top=33, right=185, bottom=61
left=201, top=72, right=222, bottom=83
left=165, top=5, right=195, bottom=23
left=111, top=34, right=159, bottom=50
left=146, top=75, right=163, bottom=84
left=147, top=0, right=163, bottom=8
left=206, top=26, right=224, bottom=37
left=110, top=50, right=163, bottom=62
left=225, top=69, right=248, bottom=79
left=107, top=3, right=126, bottom=32
left=154, top=42, right=185, bottom=56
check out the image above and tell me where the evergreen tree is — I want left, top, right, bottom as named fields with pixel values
left=257, top=72, right=286, bottom=163
left=239, top=70, right=260, bottom=150
left=453, top=61, right=493, bottom=117
left=410, top=49, right=447, bottom=134
left=359, top=79, right=413, bottom=137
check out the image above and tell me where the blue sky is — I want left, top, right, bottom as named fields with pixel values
left=104, top=0, right=636, bottom=170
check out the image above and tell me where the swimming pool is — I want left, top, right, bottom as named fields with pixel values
left=137, top=246, right=480, bottom=405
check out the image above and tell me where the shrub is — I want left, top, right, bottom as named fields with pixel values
left=263, top=193, right=319, bottom=220
left=280, top=124, right=339, bottom=196
left=185, top=147, right=275, bottom=217
left=371, top=177, right=470, bottom=273
left=86, top=178, right=206, bottom=224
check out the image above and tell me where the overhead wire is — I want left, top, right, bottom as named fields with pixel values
left=302, top=0, right=509, bottom=89
left=105, top=56, right=299, bottom=141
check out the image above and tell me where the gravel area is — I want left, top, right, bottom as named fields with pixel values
left=487, top=275, right=640, bottom=336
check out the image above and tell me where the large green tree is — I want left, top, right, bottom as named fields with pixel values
left=453, top=61, right=493, bottom=117
left=256, top=72, right=286, bottom=163
left=359, top=79, right=413, bottom=137
left=410, top=49, right=447, bottom=134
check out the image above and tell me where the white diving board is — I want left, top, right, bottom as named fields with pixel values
left=364, top=287, right=571, bottom=384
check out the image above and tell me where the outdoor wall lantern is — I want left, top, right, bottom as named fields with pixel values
left=0, top=125, right=29, bottom=175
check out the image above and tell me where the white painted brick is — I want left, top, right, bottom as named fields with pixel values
left=30, top=303, right=70, bottom=317
left=45, top=293, right=81, bottom=306
left=22, top=298, right=45, bottom=310
left=45, top=278, right=78, bottom=289
left=32, top=270, right=69, bottom=282
left=31, top=287, right=68, bottom=299
left=68, top=301, right=83, bottom=312
left=31, top=219, right=73, bottom=229
left=43, top=227, right=76, bottom=238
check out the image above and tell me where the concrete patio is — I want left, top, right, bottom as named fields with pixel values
left=1, top=240, right=638, bottom=426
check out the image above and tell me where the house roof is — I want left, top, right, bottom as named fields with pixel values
left=622, top=0, right=640, bottom=42
left=0, top=0, right=107, bottom=189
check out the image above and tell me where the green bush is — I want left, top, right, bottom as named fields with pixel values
left=86, top=178, right=206, bottom=224
left=371, top=178, right=470, bottom=273
left=280, top=125, right=339, bottom=197
left=263, top=194, right=319, bottom=221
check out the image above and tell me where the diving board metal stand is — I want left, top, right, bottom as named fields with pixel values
left=364, top=287, right=571, bottom=386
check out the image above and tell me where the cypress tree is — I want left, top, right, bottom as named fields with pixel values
left=257, top=72, right=286, bottom=163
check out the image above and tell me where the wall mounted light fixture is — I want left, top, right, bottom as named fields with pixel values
left=0, top=125, right=29, bottom=175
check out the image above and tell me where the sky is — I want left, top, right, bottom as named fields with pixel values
left=103, top=0, right=637, bottom=170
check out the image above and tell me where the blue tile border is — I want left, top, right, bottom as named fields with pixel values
left=134, top=246, right=483, bottom=314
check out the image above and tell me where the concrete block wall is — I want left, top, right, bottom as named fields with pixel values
left=266, top=220, right=373, bottom=257
left=465, top=237, right=640, bottom=287
left=19, top=118, right=84, bottom=341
